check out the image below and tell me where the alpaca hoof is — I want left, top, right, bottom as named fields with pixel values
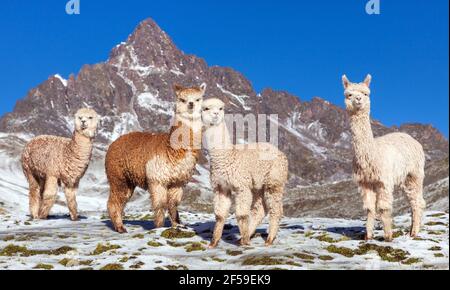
left=208, top=243, right=218, bottom=249
left=239, top=239, right=250, bottom=247
left=384, top=236, right=393, bottom=242
left=365, top=235, right=373, bottom=241
left=70, top=216, right=79, bottom=222
left=153, top=222, right=164, bottom=229
left=175, top=223, right=187, bottom=229
left=265, top=240, right=274, bottom=247
left=410, top=232, right=419, bottom=238
left=116, top=226, right=128, bottom=234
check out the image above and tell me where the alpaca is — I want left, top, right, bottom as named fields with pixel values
left=342, top=74, right=426, bottom=242
left=105, top=83, right=206, bottom=233
left=21, top=108, right=99, bottom=221
left=202, top=98, right=289, bottom=247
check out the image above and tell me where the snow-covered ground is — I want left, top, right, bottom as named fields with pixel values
left=0, top=208, right=448, bottom=270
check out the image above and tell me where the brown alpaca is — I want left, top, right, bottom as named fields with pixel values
left=21, top=108, right=99, bottom=220
left=105, top=83, right=206, bottom=233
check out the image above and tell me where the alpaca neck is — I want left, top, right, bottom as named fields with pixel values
left=168, top=115, right=202, bottom=152
left=349, top=112, right=377, bottom=169
left=69, top=131, right=94, bottom=163
left=204, top=122, right=234, bottom=164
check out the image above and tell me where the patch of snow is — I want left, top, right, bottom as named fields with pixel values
left=137, top=92, right=173, bottom=116
left=217, top=84, right=251, bottom=111
left=98, top=113, right=141, bottom=142
left=270, top=116, right=327, bottom=158
left=170, top=69, right=184, bottom=76
left=335, top=131, right=351, bottom=148
left=54, top=74, right=68, bottom=87
left=306, top=120, right=326, bottom=141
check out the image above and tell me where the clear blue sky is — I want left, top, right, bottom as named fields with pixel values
left=0, top=0, right=448, bottom=136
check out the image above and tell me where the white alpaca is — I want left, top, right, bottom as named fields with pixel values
left=21, top=108, right=99, bottom=221
left=202, top=99, right=289, bottom=247
left=343, top=75, right=426, bottom=241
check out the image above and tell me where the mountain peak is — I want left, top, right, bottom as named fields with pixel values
left=128, top=18, right=169, bottom=44
left=108, top=18, right=183, bottom=70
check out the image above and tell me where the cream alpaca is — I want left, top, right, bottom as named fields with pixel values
left=21, top=108, right=99, bottom=220
left=343, top=75, right=425, bottom=241
left=105, top=84, right=206, bottom=233
left=202, top=99, right=288, bottom=247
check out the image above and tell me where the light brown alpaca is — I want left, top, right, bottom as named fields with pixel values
left=21, top=108, right=99, bottom=220
left=105, top=83, right=206, bottom=233
left=202, top=99, right=288, bottom=248
left=343, top=74, right=425, bottom=242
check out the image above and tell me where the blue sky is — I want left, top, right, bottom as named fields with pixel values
left=0, top=0, right=448, bottom=136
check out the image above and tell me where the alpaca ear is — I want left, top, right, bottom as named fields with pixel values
left=363, top=74, right=372, bottom=87
left=342, top=75, right=350, bottom=89
left=199, top=83, right=207, bottom=93
left=174, top=84, right=184, bottom=95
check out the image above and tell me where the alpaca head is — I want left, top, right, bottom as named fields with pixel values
left=202, top=98, right=225, bottom=127
left=74, top=108, right=99, bottom=139
left=342, top=74, right=372, bottom=115
left=174, top=83, right=206, bottom=122
left=201, top=98, right=231, bottom=150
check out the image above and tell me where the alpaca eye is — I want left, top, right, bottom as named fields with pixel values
left=180, top=99, right=186, bottom=103
left=89, top=117, right=93, bottom=120
left=220, top=108, right=224, bottom=111
left=203, top=108, right=210, bottom=111
left=196, top=99, right=200, bottom=102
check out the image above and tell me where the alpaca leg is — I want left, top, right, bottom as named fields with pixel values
left=265, top=187, right=284, bottom=246
left=248, top=191, right=267, bottom=238
left=26, top=172, right=42, bottom=220
left=380, top=209, right=393, bottom=242
left=366, top=210, right=376, bottom=241
left=361, top=187, right=377, bottom=240
left=377, top=186, right=394, bottom=242
left=210, top=188, right=232, bottom=248
left=107, top=182, right=133, bottom=233
left=167, top=187, right=183, bottom=227
left=150, top=182, right=168, bottom=228
left=404, top=174, right=426, bottom=237
left=38, top=176, right=58, bottom=219
left=64, top=186, right=78, bottom=221
left=235, top=188, right=253, bottom=246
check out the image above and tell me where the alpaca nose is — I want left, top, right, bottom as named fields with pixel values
left=188, top=102, right=194, bottom=109
left=356, top=96, right=362, bottom=102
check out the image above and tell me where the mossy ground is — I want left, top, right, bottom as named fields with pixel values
left=91, top=243, right=121, bottom=255
left=0, top=244, right=74, bottom=257
left=100, top=263, right=124, bottom=270
left=161, top=228, right=196, bottom=239
left=33, top=263, right=54, bottom=270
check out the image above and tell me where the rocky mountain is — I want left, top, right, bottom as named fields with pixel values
left=0, top=19, right=448, bottom=218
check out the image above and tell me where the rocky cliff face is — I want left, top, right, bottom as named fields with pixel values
left=0, top=19, right=448, bottom=218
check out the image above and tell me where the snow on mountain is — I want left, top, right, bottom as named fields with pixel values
left=54, top=74, right=68, bottom=87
